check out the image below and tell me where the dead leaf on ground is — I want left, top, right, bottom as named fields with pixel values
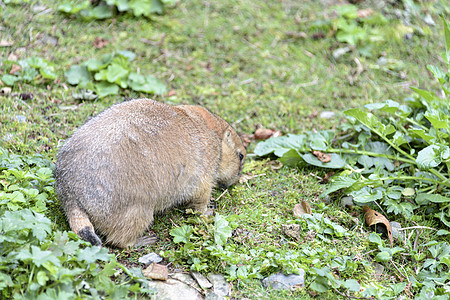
left=254, top=128, right=281, bottom=140
left=312, top=150, right=331, bottom=163
left=167, top=89, right=176, bottom=97
left=282, top=224, right=302, bottom=240
left=268, top=160, right=283, bottom=170
left=311, top=32, right=326, bottom=40
left=143, top=263, right=169, bottom=281
left=239, top=133, right=252, bottom=148
left=357, top=8, right=374, bottom=18
left=0, top=40, right=13, bottom=47
left=321, top=172, right=335, bottom=184
left=10, top=64, right=22, bottom=75
left=293, top=201, right=312, bottom=217
left=363, top=206, right=393, bottom=247
left=239, top=173, right=266, bottom=184
left=93, top=37, right=108, bottom=49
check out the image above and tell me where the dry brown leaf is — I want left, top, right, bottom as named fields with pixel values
left=268, top=160, right=283, bottom=170
left=254, top=128, right=281, bottom=140
left=143, top=263, right=169, bottom=281
left=357, top=8, right=374, bottom=18
left=239, top=173, right=266, bottom=184
left=321, top=172, right=335, bottom=183
left=10, top=64, right=22, bottom=75
left=293, top=201, right=312, bottom=217
left=93, top=37, right=108, bottom=49
left=363, top=206, right=393, bottom=247
left=239, top=133, right=252, bottom=148
left=167, top=89, right=176, bottom=97
left=0, top=40, right=13, bottom=47
left=312, top=150, right=332, bottom=163
left=282, top=224, right=302, bottom=240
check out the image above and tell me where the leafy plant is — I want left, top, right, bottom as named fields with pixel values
left=0, top=148, right=153, bottom=298
left=255, top=19, right=450, bottom=229
left=58, top=0, right=175, bottom=20
left=1, top=57, right=57, bottom=87
left=65, top=51, right=166, bottom=98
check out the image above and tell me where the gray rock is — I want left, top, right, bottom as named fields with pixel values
left=319, top=111, right=336, bottom=119
left=207, top=274, right=230, bottom=297
left=341, top=196, right=354, bottom=208
left=171, top=272, right=199, bottom=288
left=147, top=278, right=203, bottom=300
left=262, top=270, right=305, bottom=290
left=205, top=291, right=226, bottom=300
left=191, top=272, right=213, bottom=289
left=138, top=252, right=162, bottom=265
left=390, top=221, right=402, bottom=239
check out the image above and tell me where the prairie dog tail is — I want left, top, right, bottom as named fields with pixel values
left=67, top=206, right=102, bottom=246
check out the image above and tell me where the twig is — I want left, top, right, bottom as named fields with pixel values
left=398, top=226, right=437, bottom=231
left=215, top=189, right=228, bottom=202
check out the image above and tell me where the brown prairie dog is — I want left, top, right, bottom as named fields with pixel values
left=55, top=99, right=246, bottom=248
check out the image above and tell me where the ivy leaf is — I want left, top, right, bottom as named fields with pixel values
left=214, top=214, right=232, bottom=246
left=170, top=225, right=193, bottom=244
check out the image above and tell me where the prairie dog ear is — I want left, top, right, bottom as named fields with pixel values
left=223, top=128, right=234, bottom=144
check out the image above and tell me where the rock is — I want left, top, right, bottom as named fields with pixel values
left=205, top=291, right=226, bottom=300
left=390, top=221, right=402, bottom=239
left=207, top=274, right=230, bottom=297
left=147, top=278, right=203, bottom=300
left=171, top=273, right=199, bottom=289
left=341, top=196, right=354, bottom=208
left=262, top=270, right=305, bottom=290
left=142, top=263, right=168, bottom=281
left=319, top=111, right=336, bottom=119
left=139, top=252, right=163, bottom=266
left=191, top=272, right=213, bottom=289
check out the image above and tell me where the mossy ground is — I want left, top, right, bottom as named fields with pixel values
left=1, top=0, right=449, bottom=298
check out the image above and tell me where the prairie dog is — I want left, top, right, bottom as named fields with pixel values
left=55, top=99, right=246, bottom=248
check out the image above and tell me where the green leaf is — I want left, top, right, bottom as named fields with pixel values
left=80, top=4, right=113, bottom=20
left=170, top=225, right=193, bottom=244
left=416, top=193, right=450, bottom=204
left=301, top=153, right=345, bottom=169
left=322, top=173, right=359, bottom=196
left=345, top=108, right=382, bottom=130
left=65, top=65, right=92, bottom=85
left=424, top=109, right=450, bottom=129
left=368, top=232, right=383, bottom=246
left=214, top=214, right=232, bottom=246
left=117, top=50, right=136, bottom=61
left=2, top=74, right=19, bottom=86
left=279, top=149, right=303, bottom=167
left=411, top=87, right=437, bottom=102
left=77, top=246, right=111, bottom=264
left=374, top=251, right=391, bottom=262
left=416, top=145, right=449, bottom=170
left=128, top=73, right=167, bottom=94
left=351, top=187, right=383, bottom=203
left=105, top=64, right=129, bottom=87
left=342, top=279, right=360, bottom=292
left=129, top=0, right=152, bottom=16
left=94, top=82, right=119, bottom=98
left=58, top=1, right=91, bottom=14
left=254, top=134, right=307, bottom=157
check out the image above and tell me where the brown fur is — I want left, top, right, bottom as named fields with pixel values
left=55, top=99, right=246, bottom=248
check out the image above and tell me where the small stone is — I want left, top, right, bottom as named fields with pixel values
left=15, top=115, right=27, bottom=123
left=319, top=111, right=336, bottom=119
left=205, top=291, right=225, bottom=300
left=207, top=274, right=230, bottom=297
left=262, top=270, right=305, bottom=290
left=341, top=196, right=354, bottom=208
left=390, top=221, right=402, bottom=239
left=142, top=263, right=168, bottom=281
left=147, top=278, right=203, bottom=300
left=423, top=14, right=435, bottom=26
left=191, top=272, right=213, bottom=289
left=171, top=272, right=199, bottom=288
left=332, top=47, right=350, bottom=59
left=138, top=252, right=162, bottom=265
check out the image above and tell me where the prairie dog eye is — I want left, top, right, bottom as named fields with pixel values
left=239, top=152, right=244, bottom=161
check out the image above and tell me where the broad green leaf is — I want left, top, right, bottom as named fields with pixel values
left=170, top=225, right=192, bottom=244
left=128, top=74, right=166, bottom=94
left=411, top=87, right=437, bottom=102
left=416, top=193, right=450, bottom=204
left=301, top=153, right=345, bottom=169
left=254, top=134, right=307, bottom=157
left=279, top=149, right=303, bottom=167
left=129, top=0, right=152, bottom=16
left=77, top=245, right=111, bottom=264
left=106, top=0, right=129, bottom=11
left=65, top=65, right=91, bottom=85
left=368, top=232, right=382, bottom=246
left=345, top=108, right=382, bottom=130
left=427, top=65, right=446, bottom=85
left=58, top=1, right=90, bottom=13
left=443, top=18, right=450, bottom=60
left=392, top=131, right=408, bottom=147
left=416, top=145, right=449, bottom=169
left=424, top=109, right=449, bottom=129
left=322, top=173, right=359, bottom=196
left=117, top=50, right=136, bottom=61
left=342, top=279, right=360, bottom=292
left=94, top=82, right=119, bottom=98
left=409, top=129, right=436, bottom=144
left=39, top=67, right=57, bottom=80
left=105, top=64, right=129, bottom=87
left=80, top=4, right=113, bottom=20
left=2, top=74, right=19, bottom=86
left=374, top=251, right=391, bottom=262
left=351, top=187, right=383, bottom=203
left=214, top=214, right=232, bottom=246
left=150, top=0, right=164, bottom=14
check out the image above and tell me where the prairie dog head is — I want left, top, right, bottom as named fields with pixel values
left=217, top=126, right=246, bottom=188
left=176, top=105, right=246, bottom=187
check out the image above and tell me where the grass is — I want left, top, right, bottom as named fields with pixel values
left=1, top=0, right=449, bottom=298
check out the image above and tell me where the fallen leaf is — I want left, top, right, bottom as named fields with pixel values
left=293, top=201, right=312, bottom=217
left=285, top=31, right=307, bottom=39
left=0, top=40, right=13, bottom=47
left=254, top=128, right=281, bottom=140
left=312, top=150, right=331, bottom=163
left=311, top=32, right=325, bottom=40
left=363, top=206, right=393, bottom=247
left=282, top=224, right=302, bottom=240
left=143, top=263, right=169, bottom=281
left=7, top=53, right=18, bottom=61
left=239, top=133, right=252, bottom=148
left=9, top=64, right=22, bottom=75
left=93, top=37, right=108, bottom=49
left=167, top=89, right=176, bottom=97
left=268, top=160, right=283, bottom=170
left=321, top=172, right=335, bottom=183
left=239, top=173, right=266, bottom=184
left=357, top=8, right=374, bottom=18
left=18, top=93, right=34, bottom=100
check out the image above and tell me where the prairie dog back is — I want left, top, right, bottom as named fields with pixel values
left=55, top=99, right=246, bottom=248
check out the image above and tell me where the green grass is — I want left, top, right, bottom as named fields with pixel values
left=1, top=0, right=449, bottom=298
